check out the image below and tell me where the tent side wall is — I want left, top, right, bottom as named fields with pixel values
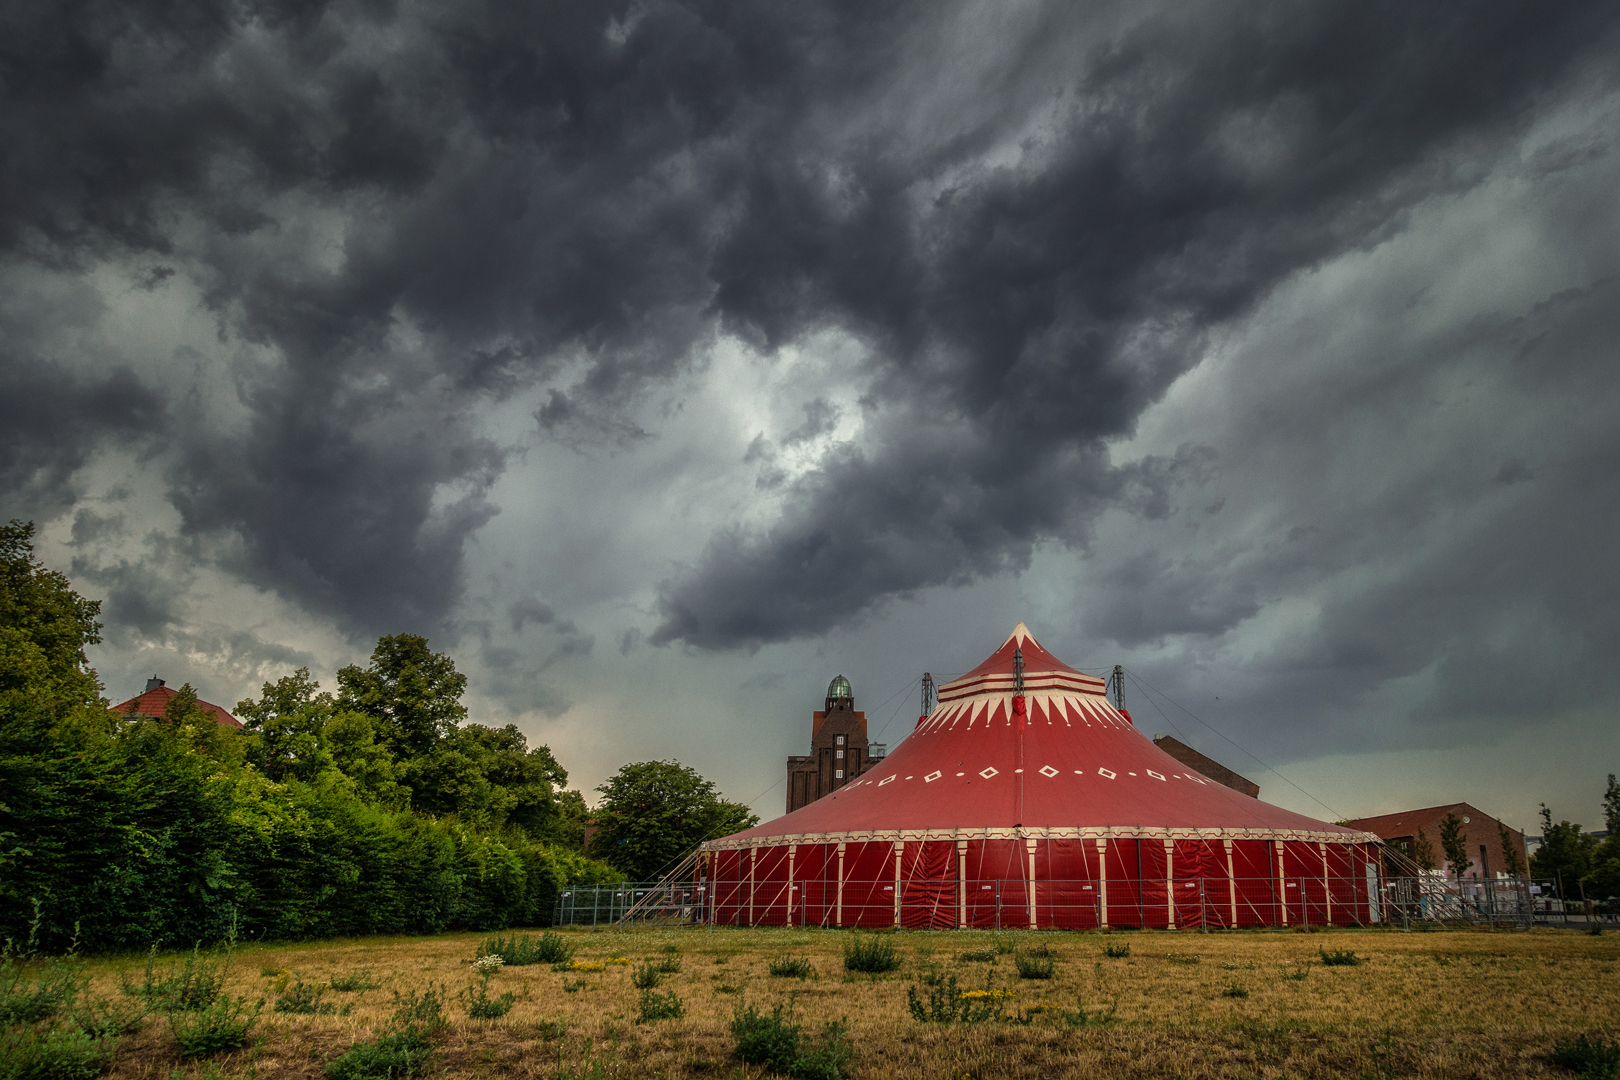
left=701, top=836, right=1380, bottom=929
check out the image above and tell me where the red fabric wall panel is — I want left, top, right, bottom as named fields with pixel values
left=963, top=839, right=1022, bottom=927
left=1038, top=838, right=1100, bottom=928
left=1230, top=840, right=1279, bottom=927
left=1102, top=839, right=1144, bottom=928
left=902, top=841, right=956, bottom=928
left=1171, top=839, right=1225, bottom=928
left=842, top=840, right=898, bottom=927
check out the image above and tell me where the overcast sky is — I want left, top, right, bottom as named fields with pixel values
left=6, top=0, right=1618, bottom=834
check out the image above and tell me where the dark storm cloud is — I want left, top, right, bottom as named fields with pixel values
left=2, top=0, right=1615, bottom=646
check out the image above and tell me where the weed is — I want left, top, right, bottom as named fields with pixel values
left=1551, top=1034, right=1620, bottom=1079
left=69, top=994, right=147, bottom=1038
left=0, top=925, right=85, bottom=1026
left=1059, top=995, right=1119, bottom=1028
left=990, top=935, right=1018, bottom=955
left=1320, top=948, right=1362, bottom=967
left=906, top=972, right=1011, bottom=1024
left=168, top=993, right=263, bottom=1059
left=768, top=956, right=815, bottom=979
left=1361, top=1031, right=1398, bottom=1080
left=631, top=963, right=663, bottom=990
left=274, top=976, right=348, bottom=1016
left=461, top=980, right=516, bottom=1020
left=388, top=985, right=448, bottom=1037
left=124, top=947, right=226, bottom=1012
left=563, top=981, right=586, bottom=994
left=731, top=1001, right=854, bottom=1080
left=1103, top=943, right=1131, bottom=959
left=0, top=1024, right=117, bottom=1078
left=843, top=935, right=900, bottom=974
left=635, top=989, right=684, bottom=1022
left=1282, top=965, right=1310, bottom=981
left=475, top=931, right=572, bottom=967
left=956, top=950, right=996, bottom=964
left=1222, top=984, right=1250, bottom=999
left=1164, top=953, right=1201, bottom=965
left=1013, top=954, right=1054, bottom=980
left=1024, top=943, right=1057, bottom=958
left=565, top=961, right=603, bottom=973
left=325, top=1028, right=435, bottom=1080
left=653, top=956, right=681, bottom=974
left=714, top=984, right=742, bottom=994
left=329, top=972, right=382, bottom=992
left=712, top=956, right=729, bottom=965
left=660, top=944, right=680, bottom=954
left=533, top=1020, right=567, bottom=1039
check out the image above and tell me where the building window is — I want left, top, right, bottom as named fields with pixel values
left=836, top=736, right=844, bottom=745
left=836, top=749, right=844, bottom=759
left=835, top=770, right=843, bottom=778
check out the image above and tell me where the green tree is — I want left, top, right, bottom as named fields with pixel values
left=1531, top=803, right=1598, bottom=900
left=1498, top=823, right=1526, bottom=879
left=337, top=635, right=467, bottom=758
left=1413, top=828, right=1437, bottom=873
left=0, top=520, right=103, bottom=720
left=590, top=761, right=759, bottom=881
left=1604, top=774, right=1620, bottom=837
left=402, top=723, right=567, bottom=833
left=1439, top=812, right=1471, bottom=880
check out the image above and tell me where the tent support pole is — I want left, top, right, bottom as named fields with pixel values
left=1097, top=838, right=1109, bottom=929
left=957, top=840, right=968, bottom=929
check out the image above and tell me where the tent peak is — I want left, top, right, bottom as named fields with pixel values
left=1001, top=622, right=1039, bottom=648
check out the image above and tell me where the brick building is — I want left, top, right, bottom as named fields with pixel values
left=1151, top=735, right=1260, bottom=798
left=1343, top=802, right=1528, bottom=880
left=786, top=675, right=886, bottom=813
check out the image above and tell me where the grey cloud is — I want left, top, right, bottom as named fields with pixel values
left=508, top=596, right=557, bottom=633
left=2, top=0, right=1617, bottom=658
left=783, top=399, right=841, bottom=445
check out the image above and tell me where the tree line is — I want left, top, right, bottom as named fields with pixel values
left=0, top=520, right=755, bottom=953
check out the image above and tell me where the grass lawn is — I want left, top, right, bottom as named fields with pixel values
left=69, top=924, right=1620, bottom=1079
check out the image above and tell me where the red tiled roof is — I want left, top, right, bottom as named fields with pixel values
left=109, top=685, right=243, bottom=728
left=1343, top=803, right=1472, bottom=840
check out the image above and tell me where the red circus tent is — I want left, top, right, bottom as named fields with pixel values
left=699, top=624, right=1382, bottom=929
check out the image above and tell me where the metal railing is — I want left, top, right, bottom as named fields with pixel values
left=552, top=883, right=699, bottom=927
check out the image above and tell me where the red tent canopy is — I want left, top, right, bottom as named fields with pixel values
left=700, top=624, right=1381, bottom=930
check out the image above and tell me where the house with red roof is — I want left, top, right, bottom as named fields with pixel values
left=109, top=676, right=243, bottom=729
left=1343, top=802, right=1526, bottom=881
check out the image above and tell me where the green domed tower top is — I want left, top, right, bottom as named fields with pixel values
left=826, top=674, right=853, bottom=710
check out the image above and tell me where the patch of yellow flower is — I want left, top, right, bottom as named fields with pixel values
left=269, top=968, right=292, bottom=992
left=567, top=960, right=605, bottom=972
left=958, top=989, right=1016, bottom=1001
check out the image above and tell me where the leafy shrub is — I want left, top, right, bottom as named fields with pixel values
left=325, top=1029, right=435, bottom=1080
left=329, top=972, right=383, bottom=992
left=0, top=1023, right=117, bottom=1079
left=1222, top=984, right=1250, bottom=999
left=631, top=963, right=663, bottom=990
left=636, top=989, right=684, bottom=1022
left=731, top=1002, right=854, bottom=1080
left=68, top=995, right=146, bottom=1039
left=905, top=973, right=1010, bottom=1024
left=1103, top=943, right=1131, bottom=959
left=1013, top=954, right=1054, bottom=980
left=1551, top=1034, right=1620, bottom=1079
left=1024, top=943, right=1056, bottom=958
left=768, top=956, right=815, bottom=979
left=123, top=948, right=225, bottom=1012
left=955, top=950, right=996, bottom=964
left=1319, top=948, right=1361, bottom=967
left=476, top=932, right=572, bottom=967
left=388, top=986, right=448, bottom=1037
left=0, top=956, right=83, bottom=1025
left=276, top=977, right=339, bottom=1015
left=461, top=980, right=515, bottom=1020
left=653, top=956, right=682, bottom=974
left=169, top=994, right=263, bottom=1058
left=991, top=935, right=1018, bottom=955
left=843, top=936, right=900, bottom=974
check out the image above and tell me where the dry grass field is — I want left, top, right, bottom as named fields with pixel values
left=73, top=924, right=1620, bottom=1079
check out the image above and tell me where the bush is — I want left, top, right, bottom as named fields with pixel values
left=768, top=956, right=815, bottom=979
left=388, top=986, right=448, bottom=1038
left=168, top=993, right=263, bottom=1059
left=905, top=973, right=1011, bottom=1024
left=475, top=932, right=572, bottom=967
left=636, top=989, right=684, bottom=1022
left=653, top=956, right=682, bottom=974
left=1551, top=1034, right=1620, bottom=1079
left=731, top=1002, right=854, bottom=1080
left=325, top=1029, right=436, bottom=1080
left=631, top=963, right=663, bottom=990
left=0, top=955, right=83, bottom=1025
left=461, top=980, right=515, bottom=1020
left=1103, top=943, right=1130, bottom=959
left=843, top=936, right=900, bottom=974
left=955, top=950, right=995, bottom=964
left=1013, top=954, right=1054, bottom=980
left=1024, top=943, right=1056, bottom=958
left=1319, top=948, right=1361, bottom=967
left=0, top=1024, right=117, bottom=1079
left=276, top=977, right=340, bottom=1015
left=123, top=948, right=225, bottom=1012
left=329, top=972, right=383, bottom=992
